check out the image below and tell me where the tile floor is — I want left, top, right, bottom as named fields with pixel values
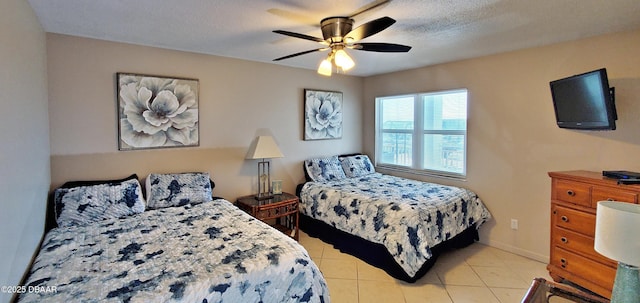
left=298, top=231, right=554, bottom=303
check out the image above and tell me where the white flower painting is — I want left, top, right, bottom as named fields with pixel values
left=117, top=73, right=199, bottom=150
left=304, top=89, right=343, bottom=140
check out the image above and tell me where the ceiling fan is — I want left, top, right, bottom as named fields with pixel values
left=272, top=0, right=411, bottom=76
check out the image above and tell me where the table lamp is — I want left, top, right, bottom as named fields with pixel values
left=246, top=136, right=283, bottom=200
left=594, top=201, right=640, bottom=303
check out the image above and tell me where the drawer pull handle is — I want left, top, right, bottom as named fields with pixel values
left=560, top=258, right=567, bottom=268
left=566, top=190, right=575, bottom=196
left=561, top=237, right=568, bottom=243
left=561, top=216, right=569, bottom=222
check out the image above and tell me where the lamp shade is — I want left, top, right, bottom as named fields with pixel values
left=334, top=49, right=355, bottom=70
left=318, top=58, right=332, bottom=76
left=246, top=136, right=284, bottom=159
left=594, top=201, right=640, bottom=267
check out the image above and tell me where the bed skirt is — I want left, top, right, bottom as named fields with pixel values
left=300, top=213, right=479, bottom=283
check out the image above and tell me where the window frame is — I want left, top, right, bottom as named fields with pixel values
left=374, top=89, right=468, bottom=179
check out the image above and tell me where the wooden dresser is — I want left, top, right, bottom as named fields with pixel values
left=548, top=170, right=640, bottom=298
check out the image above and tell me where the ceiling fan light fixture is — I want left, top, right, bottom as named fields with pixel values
left=317, top=57, right=333, bottom=76
left=334, top=49, right=355, bottom=71
left=273, top=10, right=410, bottom=76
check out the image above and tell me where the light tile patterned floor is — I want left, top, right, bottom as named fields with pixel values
left=299, top=231, right=554, bottom=303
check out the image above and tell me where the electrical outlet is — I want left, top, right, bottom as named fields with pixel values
left=511, top=219, right=518, bottom=230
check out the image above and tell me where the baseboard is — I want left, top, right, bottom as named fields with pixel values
left=481, top=239, right=550, bottom=263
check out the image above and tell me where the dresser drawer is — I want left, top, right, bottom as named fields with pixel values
left=554, top=180, right=591, bottom=207
left=551, top=226, right=616, bottom=266
left=591, top=187, right=638, bottom=206
left=552, top=205, right=595, bottom=236
left=551, top=247, right=615, bottom=291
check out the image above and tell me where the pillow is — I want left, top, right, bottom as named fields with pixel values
left=145, top=172, right=213, bottom=209
left=54, top=178, right=146, bottom=227
left=304, top=156, right=346, bottom=182
left=340, top=154, right=376, bottom=178
left=47, top=174, right=140, bottom=231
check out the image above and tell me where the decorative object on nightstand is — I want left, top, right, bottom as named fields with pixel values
left=595, top=201, right=640, bottom=303
left=272, top=180, right=283, bottom=195
left=236, top=192, right=299, bottom=240
left=246, top=135, right=284, bottom=200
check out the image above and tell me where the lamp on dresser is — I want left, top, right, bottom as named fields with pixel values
left=595, top=201, right=640, bottom=303
left=246, top=135, right=284, bottom=200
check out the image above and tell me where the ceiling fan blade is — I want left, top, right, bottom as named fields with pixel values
left=273, top=48, right=329, bottom=61
left=345, top=16, right=396, bottom=42
left=273, top=30, right=326, bottom=43
left=348, top=0, right=391, bottom=19
left=353, top=42, right=412, bottom=52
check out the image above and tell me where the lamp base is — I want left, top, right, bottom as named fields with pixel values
left=255, top=160, right=272, bottom=200
left=611, top=262, right=640, bottom=303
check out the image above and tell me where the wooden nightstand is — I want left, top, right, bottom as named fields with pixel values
left=236, top=192, right=299, bottom=241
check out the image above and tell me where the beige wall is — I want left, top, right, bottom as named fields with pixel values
left=0, top=0, right=50, bottom=301
left=47, top=34, right=364, bottom=200
left=363, top=29, right=640, bottom=261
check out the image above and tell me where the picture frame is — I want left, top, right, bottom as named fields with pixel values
left=304, top=89, right=343, bottom=140
left=272, top=180, right=283, bottom=195
left=116, top=73, right=199, bottom=150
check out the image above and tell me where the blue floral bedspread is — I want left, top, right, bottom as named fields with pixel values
left=300, top=173, right=491, bottom=278
left=18, top=200, right=329, bottom=303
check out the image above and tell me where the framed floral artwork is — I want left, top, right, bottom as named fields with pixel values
left=304, top=89, right=343, bottom=140
left=116, top=73, right=199, bottom=150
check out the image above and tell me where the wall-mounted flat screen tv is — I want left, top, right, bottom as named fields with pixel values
left=549, top=68, right=617, bottom=130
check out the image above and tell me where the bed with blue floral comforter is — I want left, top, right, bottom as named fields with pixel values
left=18, top=199, right=329, bottom=303
left=299, top=172, right=491, bottom=279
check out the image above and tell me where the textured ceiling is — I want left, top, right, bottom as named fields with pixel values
left=28, top=0, right=640, bottom=77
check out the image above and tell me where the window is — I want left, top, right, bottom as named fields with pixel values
left=375, top=89, right=468, bottom=178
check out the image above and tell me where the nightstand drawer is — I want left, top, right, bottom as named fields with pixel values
left=552, top=205, right=595, bottom=236
left=554, top=180, right=591, bottom=207
left=591, top=187, right=638, bottom=206
left=551, top=247, right=615, bottom=291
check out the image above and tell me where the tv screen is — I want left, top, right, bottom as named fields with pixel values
left=550, top=68, right=617, bottom=130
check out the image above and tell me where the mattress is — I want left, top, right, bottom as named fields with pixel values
left=299, top=172, right=491, bottom=278
left=18, top=199, right=329, bottom=303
